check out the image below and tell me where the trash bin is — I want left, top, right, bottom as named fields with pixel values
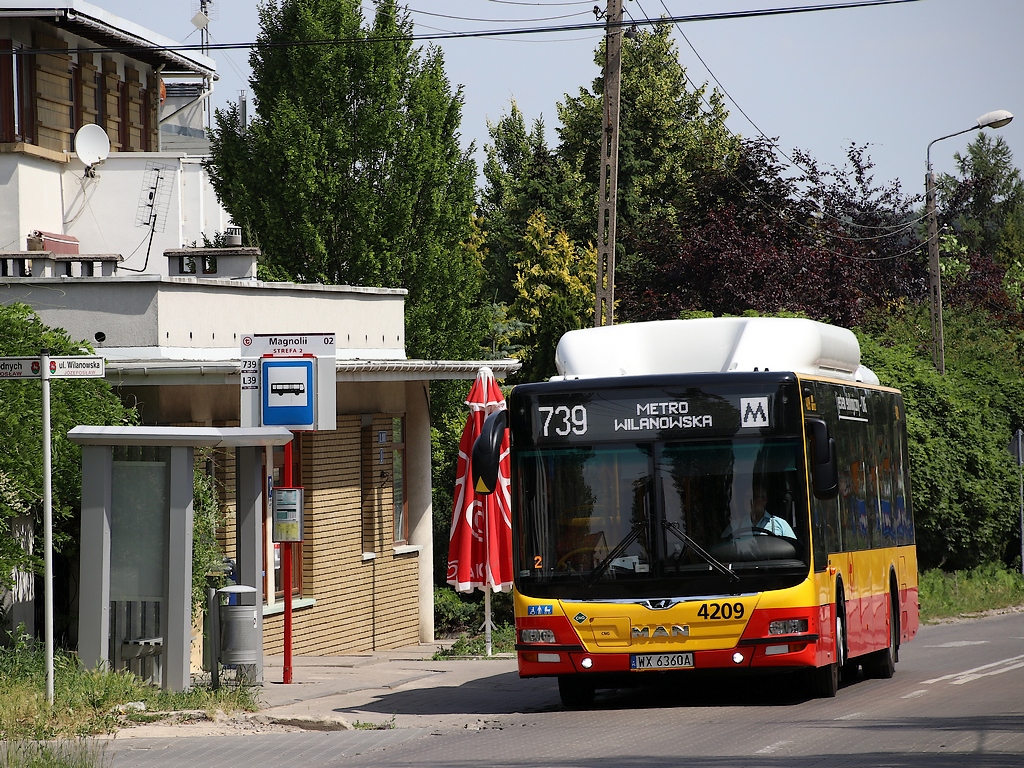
left=218, top=585, right=259, bottom=665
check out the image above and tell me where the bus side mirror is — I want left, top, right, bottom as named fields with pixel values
left=471, top=410, right=507, bottom=495
left=805, top=417, right=839, bottom=500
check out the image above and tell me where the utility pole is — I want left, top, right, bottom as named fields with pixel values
left=594, top=0, right=623, bottom=327
left=925, top=166, right=944, bottom=374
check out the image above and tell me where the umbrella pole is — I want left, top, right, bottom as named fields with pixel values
left=484, top=589, right=492, bottom=657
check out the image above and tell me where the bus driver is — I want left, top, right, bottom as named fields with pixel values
left=722, top=483, right=796, bottom=539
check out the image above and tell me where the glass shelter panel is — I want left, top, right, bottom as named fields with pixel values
left=111, top=447, right=169, bottom=601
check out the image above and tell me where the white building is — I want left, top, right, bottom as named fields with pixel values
left=1, top=1, right=226, bottom=273
left=0, top=3, right=519, bottom=666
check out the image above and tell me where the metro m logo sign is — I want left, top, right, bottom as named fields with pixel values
left=740, top=397, right=770, bottom=428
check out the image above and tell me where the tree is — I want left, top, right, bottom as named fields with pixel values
left=0, top=304, right=135, bottom=589
left=480, top=104, right=588, bottom=308
left=937, top=133, right=1024, bottom=314
left=617, top=142, right=924, bottom=327
left=556, top=23, right=739, bottom=246
left=508, top=212, right=596, bottom=382
left=939, top=133, right=1024, bottom=262
left=207, top=0, right=483, bottom=359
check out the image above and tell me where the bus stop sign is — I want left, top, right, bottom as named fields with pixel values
left=239, top=333, right=336, bottom=431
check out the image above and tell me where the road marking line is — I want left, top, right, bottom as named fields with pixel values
left=902, top=689, right=929, bottom=699
left=950, top=661, right=1024, bottom=685
left=921, top=653, right=1024, bottom=685
left=836, top=712, right=865, bottom=720
left=924, top=641, right=988, bottom=648
left=756, top=740, right=792, bottom=754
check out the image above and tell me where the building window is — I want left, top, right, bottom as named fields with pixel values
left=94, top=69, right=104, bottom=130
left=70, top=62, right=80, bottom=132
left=0, top=41, right=11, bottom=142
left=12, top=45, right=31, bottom=142
left=392, top=417, right=407, bottom=544
left=117, top=79, right=127, bottom=149
left=1, top=43, right=34, bottom=143
left=140, top=87, right=149, bottom=151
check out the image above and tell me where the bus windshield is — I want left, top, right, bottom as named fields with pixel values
left=513, top=437, right=810, bottom=600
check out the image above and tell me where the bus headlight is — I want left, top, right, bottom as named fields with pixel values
left=520, top=629, right=557, bottom=643
left=768, top=619, right=809, bottom=635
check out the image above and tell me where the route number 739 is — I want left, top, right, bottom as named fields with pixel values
left=538, top=405, right=588, bottom=437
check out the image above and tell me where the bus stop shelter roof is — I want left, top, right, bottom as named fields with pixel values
left=67, top=426, right=294, bottom=447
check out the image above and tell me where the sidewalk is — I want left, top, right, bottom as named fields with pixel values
left=111, top=642, right=553, bottom=739
left=255, top=642, right=538, bottom=732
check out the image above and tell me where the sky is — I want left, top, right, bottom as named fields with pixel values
left=96, top=0, right=1024, bottom=197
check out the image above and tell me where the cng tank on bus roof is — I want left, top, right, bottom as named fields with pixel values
left=553, top=317, right=878, bottom=384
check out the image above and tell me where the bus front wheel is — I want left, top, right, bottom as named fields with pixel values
left=863, top=593, right=897, bottom=679
left=808, top=600, right=843, bottom=698
left=558, top=675, right=595, bottom=709
left=807, top=660, right=839, bottom=698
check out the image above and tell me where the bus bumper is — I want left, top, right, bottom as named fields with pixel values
left=518, top=639, right=819, bottom=678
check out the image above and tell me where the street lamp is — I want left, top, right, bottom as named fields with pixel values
left=926, top=109, right=1013, bottom=374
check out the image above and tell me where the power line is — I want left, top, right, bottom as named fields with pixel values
left=408, top=6, right=593, bottom=23
left=485, top=1, right=595, bottom=5
left=644, top=0, right=926, bottom=236
left=25, top=0, right=920, bottom=57
left=611, top=0, right=923, bottom=247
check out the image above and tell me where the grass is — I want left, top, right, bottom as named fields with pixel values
left=918, top=562, right=1024, bottom=623
left=0, top=635, right=259, bottom=742
left=351, top=714, right=396, bottom=730
left=0, top=739, right=110, bottom=768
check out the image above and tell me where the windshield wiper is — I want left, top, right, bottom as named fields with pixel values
left=662, top=520, right=740, bottom=582
left=583, top=520, right=647, bottom=588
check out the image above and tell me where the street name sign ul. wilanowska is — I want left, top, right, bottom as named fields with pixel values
left=0, top=352, right=105, bottom=706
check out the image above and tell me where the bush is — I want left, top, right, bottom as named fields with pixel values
left=434, top=623, right=516, bottom=657
left=434, top=586, right=480, bottom=635
left=433, top=586, right=514, bottom=636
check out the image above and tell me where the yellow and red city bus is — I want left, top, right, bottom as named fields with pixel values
left=475, top=318, right=919, bottom=706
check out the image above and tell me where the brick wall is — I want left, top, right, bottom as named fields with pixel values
left=262, top=416, right=420, bottom=654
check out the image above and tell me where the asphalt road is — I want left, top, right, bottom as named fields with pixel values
left=103, top=610, right=1024, bottom=768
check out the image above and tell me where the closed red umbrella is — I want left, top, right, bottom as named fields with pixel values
left=446, top=367, right=512, bottom=655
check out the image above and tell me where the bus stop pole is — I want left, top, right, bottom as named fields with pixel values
left=283, top=438, right=293, bottom=684
left=41, top=350, right=54, bottom=706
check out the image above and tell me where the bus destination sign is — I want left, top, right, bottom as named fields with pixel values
left=514, top=386, right=788, bottom=445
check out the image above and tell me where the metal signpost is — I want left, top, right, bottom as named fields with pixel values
left=239, top=334, right=335, bottom=684
left=0, top=351, right=105, bottom=704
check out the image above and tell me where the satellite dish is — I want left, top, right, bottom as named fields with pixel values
left=74, top=123, right=110, bottom=176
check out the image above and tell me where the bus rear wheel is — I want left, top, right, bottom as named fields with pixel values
left=558, top=675, right=595, bottom=709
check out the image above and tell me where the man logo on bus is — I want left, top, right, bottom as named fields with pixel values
left=740, top=397, right=770, bottom=427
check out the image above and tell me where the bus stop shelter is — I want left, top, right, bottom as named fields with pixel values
left=69, top=426, right=294, bottom=691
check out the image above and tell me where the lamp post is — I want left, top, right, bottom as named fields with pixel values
left=926, top=109, right=1013, bottom=374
